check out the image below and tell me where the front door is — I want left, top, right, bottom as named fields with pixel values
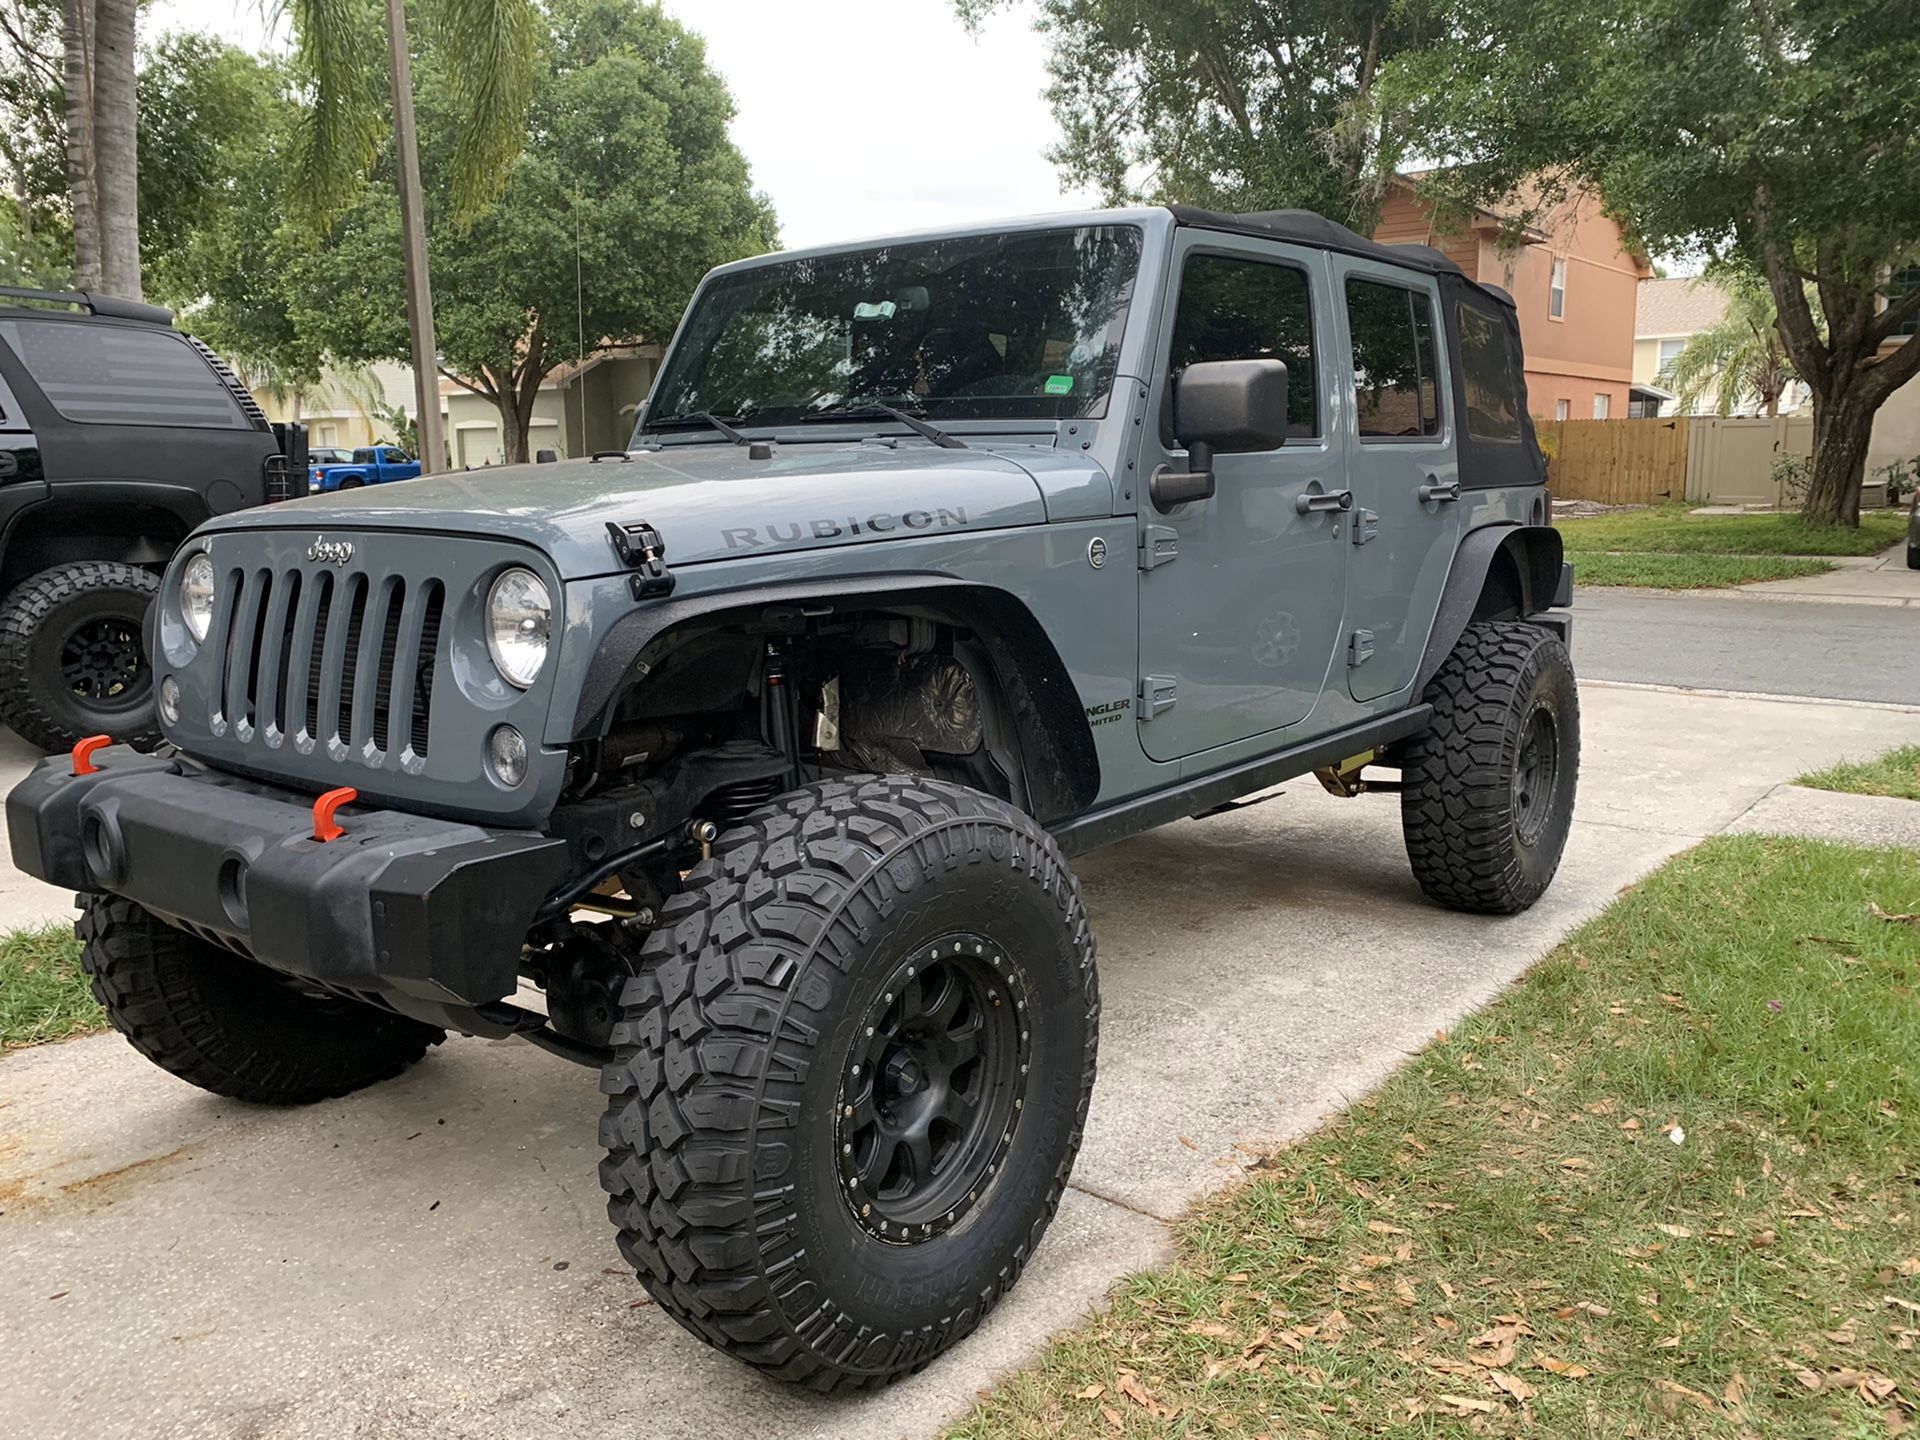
left=1136, top=235, right=1350, bottom=763
left=1332, top=259, right=1460, bottom=702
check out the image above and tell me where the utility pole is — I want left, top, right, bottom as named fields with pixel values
left=383, top=0, right=446, bottom=474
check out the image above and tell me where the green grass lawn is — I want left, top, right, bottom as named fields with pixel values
left=1567, top=551, right=1835, bottom=589
left=950, top=836, right=1920, bottom=1439
left=1800, top=745, right=1920, bottom=802
left=1557, top=504, right=1909, bottom=558
left=0, top=920, right=102, bottom=1050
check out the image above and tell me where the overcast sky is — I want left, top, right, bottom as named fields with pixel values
left=145, top=0, right=1095, bottom=249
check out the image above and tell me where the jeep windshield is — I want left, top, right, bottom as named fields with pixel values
left=641, top=224, right=1143, bottom=436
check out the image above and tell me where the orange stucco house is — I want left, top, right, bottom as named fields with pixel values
left=1374, top=176, right=1653, bottom=423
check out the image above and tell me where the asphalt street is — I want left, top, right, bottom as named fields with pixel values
left=1573, top=588, right=1920, bottom=705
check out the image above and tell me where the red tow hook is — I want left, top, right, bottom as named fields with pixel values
left=70, top=734, right=113, bottom=776
left=312, top=786, right=358, bottom=842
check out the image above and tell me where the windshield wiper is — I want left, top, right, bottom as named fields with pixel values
left=804, top=402, right=967, bottom=450
left=648, top=410, right=751, bottom=446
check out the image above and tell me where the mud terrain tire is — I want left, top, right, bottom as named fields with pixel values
left=598, top=775, right=1099, bottom=1392
left=77, top=895, right=444, bottom=1103
left=1400, top=620, right=1580, bottom=914
left=0, top=562, right=162, bottom=753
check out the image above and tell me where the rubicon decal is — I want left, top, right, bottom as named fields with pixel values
left=721, top=507, right=969, bottom=550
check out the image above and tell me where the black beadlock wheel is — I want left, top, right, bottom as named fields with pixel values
left=0, top=562, right=163, bottom=753
left=597, top=776, right=1100, bottom=1392
left=1399, top=620, right=1580, bottom=914
left=77, top=895, right=445, bottom=1105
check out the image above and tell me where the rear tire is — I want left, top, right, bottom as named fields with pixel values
left=338, top=478, right=363, bottom=489
left=598, top=776, right=1099, bottom=1391
left=78, top=895, right=444, bottom=1104
left=1400, top=620, right=1580, bottom=914
left=0, top=562, right=161, bottom=753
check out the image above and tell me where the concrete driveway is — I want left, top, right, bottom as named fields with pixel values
left=5, top=682, right=1920, bottom=1439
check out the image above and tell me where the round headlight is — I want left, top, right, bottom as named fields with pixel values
left=485, top=567, right=551, bottom=688
left=159, top=675, right=181, bottom=725
left=180, top=553, right=215, bottom=642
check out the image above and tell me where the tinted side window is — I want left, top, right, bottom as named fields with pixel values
left=1345, top=278, right=1441, bottom=439
left=0, top=319, right=246, bottom=428
left=353, top=448, right=375, bottom=463
left=1168, top=254, right=1316, bottom=437
left=1457, top=304, right=1523, bottom=442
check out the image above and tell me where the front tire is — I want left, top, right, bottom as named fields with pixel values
left=1400, top=620, right=1580, bottom=914
left=598, top=776, right=1099, bottom=1391
left=78, top=895, right=444, bottom=1104
left=0, top=562, right=161, bottom=753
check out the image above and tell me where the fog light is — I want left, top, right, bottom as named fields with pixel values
left=486, top=724, right=528, bottom=787
left=159, top=675, right=181, bottom=725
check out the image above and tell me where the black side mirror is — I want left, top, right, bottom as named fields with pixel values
left=1150, top=358, right=1291, bottom=512
left=536, top=449, right=558, bottom=464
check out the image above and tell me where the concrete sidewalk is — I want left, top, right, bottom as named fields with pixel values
left=4, top=682, right=1920, bottom=1440
left=1737, top=542, right=1920, bottom=605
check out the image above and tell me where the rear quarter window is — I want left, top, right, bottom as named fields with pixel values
left=1456, top=304, right=1523, bottom=443
left=0, top=318, right=248, bottom=428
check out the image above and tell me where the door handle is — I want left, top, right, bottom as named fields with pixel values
left=1418, top=477, right=1462, bottom=504
left=1295, top=488, right=1354, bottom=515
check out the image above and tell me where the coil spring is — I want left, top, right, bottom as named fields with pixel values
left=699, top=774, right=783, bottom=828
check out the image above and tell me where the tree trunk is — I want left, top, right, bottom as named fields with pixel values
left=60, top=0, right=100, bottom=291
left=90, top=0, right=138, bottom=297
left=1802, top=395, right=1873, bottom=527
left=495, top=391, right=530, bottom=465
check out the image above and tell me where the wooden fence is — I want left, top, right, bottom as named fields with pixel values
left=1538, top=417, right=1691, bottom=504
left=1537, top=414, right=1821, bottom=506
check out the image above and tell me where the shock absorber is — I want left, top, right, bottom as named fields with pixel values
left=765, top=644, right=803, bottom=790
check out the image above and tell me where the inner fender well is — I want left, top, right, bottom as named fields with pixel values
left=576, top=578, right=1099, bottom=824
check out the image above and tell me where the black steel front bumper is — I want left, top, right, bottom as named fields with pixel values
left=7, top=749, right=567, bottom=1008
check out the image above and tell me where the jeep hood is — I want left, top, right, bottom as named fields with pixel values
left=209, top=444, right=1102, bottom=579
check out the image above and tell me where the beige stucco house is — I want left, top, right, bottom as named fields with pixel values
left=255, top=345, right=663, bottom=468
left=1632, top=271, right=1919, bottom=476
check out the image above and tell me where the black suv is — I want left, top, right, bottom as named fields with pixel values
left=0, top=287, right=302, bottom=751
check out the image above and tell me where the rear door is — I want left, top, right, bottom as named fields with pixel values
left=1134, top=233, right=1349, bottom=762
left=1331, top=260, right=1459, bottom=702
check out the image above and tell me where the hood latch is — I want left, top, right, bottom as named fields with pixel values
left=605, top=520, right=676, bottom=600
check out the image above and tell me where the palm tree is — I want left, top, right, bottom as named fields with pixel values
left=1658, top=272, right=1801, bottom=418
left=281, top=0, right=539, bottom=470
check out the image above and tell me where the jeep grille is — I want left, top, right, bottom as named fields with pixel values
left=215, top=562, right=444, bottom=762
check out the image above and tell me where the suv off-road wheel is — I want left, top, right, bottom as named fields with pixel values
left=599, top=776, right=1099, bottom=1391
left=1400, top=620, right=1579, bottom=914
left=0, top=562, right=161, bottom=753
left=78, top=895, right=445, bottom=1104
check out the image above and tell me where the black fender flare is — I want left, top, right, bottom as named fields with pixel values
left=569, top=574, right=1101, bottom=817
left=1413, top=523, right=1566, bottom=695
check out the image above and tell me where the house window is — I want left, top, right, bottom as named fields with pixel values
left=1168, top=252, right=1318, bottom=436
left=317, top=424, right=338, bottom=446
left=1554, top=399, right=1570, bottom=421
left=1344, top=277, right=1441, bottom=439
left=1592, top=392, right=1610, bottom=419
left=1889, top=266, right=1920, bottom=339
left=1549, top=256, right=1567, bottom=320
left=1656, top=338, right=1685, bottom=375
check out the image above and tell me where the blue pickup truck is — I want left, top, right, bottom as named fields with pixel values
left=310, top=443, right=421, bottom=493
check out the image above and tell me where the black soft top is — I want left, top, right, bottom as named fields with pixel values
left=1166, top=204, right=1543, bottom=490
left=1167, top=204, right=1513, bottom=302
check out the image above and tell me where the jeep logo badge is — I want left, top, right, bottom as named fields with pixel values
left=307, top=537, right=354, bottom=566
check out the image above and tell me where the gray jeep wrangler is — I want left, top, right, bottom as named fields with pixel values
left=8, top=206, right=1576, bottom=1391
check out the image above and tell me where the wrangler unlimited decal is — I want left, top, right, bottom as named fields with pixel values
left=721, top=507, right=969, bottom=550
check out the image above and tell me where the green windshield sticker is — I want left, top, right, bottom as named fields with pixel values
left=1044, top=374, right=1074, bottom=395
